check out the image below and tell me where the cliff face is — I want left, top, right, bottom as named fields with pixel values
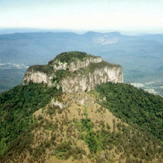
left=51, top=56, right=103, bottom=72
left=61, top=66, right=122, bottom=93
left=23, top=51, right=123, bottom=92
left=23, top=71, right=50, bottom=85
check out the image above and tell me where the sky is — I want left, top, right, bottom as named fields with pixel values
left=0, top=0, right=163, bottom=33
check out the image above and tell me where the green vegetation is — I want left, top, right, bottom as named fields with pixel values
left=28, top=65, right=54, bottom=75
left=52, top=70, right=72, bottom=83
left=78, top=118, right=107, bottom=153
left=0, top=83, right=61, bottom=156
left=1, top=81, right=163, bottom=162
left=74, top=108, right=109, bottom=154
left=77, top=61, right=121, bottom=76
left=52, top=61, right=121, bottom=84
left=49, top=51, right=94, bottom=64
left=88, top=61, right=120, bottom=70
left=75, top=118, right=103, bottom=153
left=96, top=82, right=163, bottom=141
left=74, top=118, right=163, bottom=162
left=103, top=123, right=163, bottom=162
left=53, top=141, right=85, bottom=160
left=25, top=52, right=122, bottom=87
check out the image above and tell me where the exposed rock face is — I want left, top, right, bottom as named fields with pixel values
left=52, top=57, right=103, bottom=72
left=23, top=71, right=51, bottom=85
left=23, top=51, right=123, bottom=93
left=61, top=66, right=123, bottom=93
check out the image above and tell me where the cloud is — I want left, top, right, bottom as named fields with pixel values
left=130, top=83, right=144, bottom=88
left=144, top=88, right=158, bottom=95
left=0, top=63, right=28, bottom=69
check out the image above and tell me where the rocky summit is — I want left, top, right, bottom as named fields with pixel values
left=23, top=51, right=123, bottom=93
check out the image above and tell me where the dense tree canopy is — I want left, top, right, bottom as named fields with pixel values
left=0, top=83, right=60, bottom=156
left=96, top=82, right=163, bottom=141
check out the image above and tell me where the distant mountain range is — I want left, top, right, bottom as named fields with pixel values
left=0, top=28, right=74, bottom=35
left=0, top=31, right=163, bottom=95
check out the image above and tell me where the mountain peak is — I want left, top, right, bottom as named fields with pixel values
left=23, top=51, right=123, bottom=93
left=48, top=51, right=100, bottom=65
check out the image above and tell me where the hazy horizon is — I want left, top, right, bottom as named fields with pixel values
left=0, top=0, right=163, bottom=33
left=0, top=27, right=163, bottom=36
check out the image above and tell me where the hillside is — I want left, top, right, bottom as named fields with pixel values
left=0, top=52, right=163, bottom=163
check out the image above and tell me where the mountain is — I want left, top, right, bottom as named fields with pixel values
left=23, top=51, right=123, bottom=92
left=0, top=52, right=163, bottom=163
left=0, top=31, right=163, bottom=95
